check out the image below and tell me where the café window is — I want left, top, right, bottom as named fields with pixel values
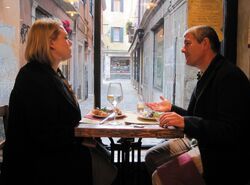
left=35, top=7, right=50, bottom=19
left=60, top=60, right=70, bottom=81
left=111, top=58, right=129, bottom=73
left=153, top=25, right=164, bottom=90
left=110, top=57, right=130, bottom=79
left=89, top=0, right=94, bottom=16
left=111, top=0, right=124, bottom=12
left=111, top=27, right=124, bottom=42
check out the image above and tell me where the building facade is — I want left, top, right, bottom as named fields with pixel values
left=129, top=0, right=224, bottom=108
left=0, top=0, right=105, bottom=105
left=102, top=0, right=137, bottom=80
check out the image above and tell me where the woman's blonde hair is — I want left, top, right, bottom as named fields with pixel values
left=25, top=18, right=63, bottom=65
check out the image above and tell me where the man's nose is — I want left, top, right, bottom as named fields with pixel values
left=181, top=47, right=185, bottom=53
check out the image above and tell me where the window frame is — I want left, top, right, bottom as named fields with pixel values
left=111, top=0, right=124, bottom=12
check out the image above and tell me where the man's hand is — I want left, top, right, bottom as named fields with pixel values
left=159, top=112, right=184, bottom=128
left=145, top=96, right=172, bottom=112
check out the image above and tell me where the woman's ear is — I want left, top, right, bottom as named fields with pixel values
left=50, top=39, right=55, bottom=50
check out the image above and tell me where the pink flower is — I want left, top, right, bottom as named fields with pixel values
left=62, top=20, right=72, bottom=35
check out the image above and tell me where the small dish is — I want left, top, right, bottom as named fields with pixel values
left=137, top=115, right=157, bottom=121
left=137, top=111, right=162, bottom=121
left=92, top=113, right=125, bottom=119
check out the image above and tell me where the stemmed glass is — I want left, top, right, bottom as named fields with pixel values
left=107, top=82, right=123, bottom=125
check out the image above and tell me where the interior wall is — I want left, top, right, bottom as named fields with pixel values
left=237, top=0, right=250, bottom=79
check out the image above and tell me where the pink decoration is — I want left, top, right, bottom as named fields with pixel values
left=62, top=20, right=72, bottom=35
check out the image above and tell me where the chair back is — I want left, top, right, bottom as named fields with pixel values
left=108, top=138, right=142, bottom=184
left=0, top=105, right=9, bottom=167
left=0, top=105, right=9, bottom=134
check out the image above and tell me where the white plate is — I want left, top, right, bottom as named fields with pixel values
left=92, top=113, right=125, bottom=118
left=137, top=115, right=157, bottom=121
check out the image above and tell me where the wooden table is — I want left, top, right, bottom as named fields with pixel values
left=75, top=112, right=184, bottom=138
left=75, top=112, right=184, bottom=163
left=75, top=123, right=183, bottom=138
left=74, top=113, right=184, bottom=185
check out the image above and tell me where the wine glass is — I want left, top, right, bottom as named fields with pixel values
left=137, top=102, right=145, bottom=114
left=107, top=82, right=123, bottom=125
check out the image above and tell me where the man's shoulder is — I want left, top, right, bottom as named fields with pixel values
left=215, top=58, right=249, bottom=87
left=216, top=56, right=246, bottom=77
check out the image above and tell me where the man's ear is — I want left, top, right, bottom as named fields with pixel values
left=202, top=37, right=210, bottom=50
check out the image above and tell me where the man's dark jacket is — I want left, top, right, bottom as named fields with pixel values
left=172, top=54, right=250, bottom=185
left=0, top=61, right=92, bottom=185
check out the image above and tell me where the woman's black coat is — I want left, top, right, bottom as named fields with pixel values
left=0, top=61, right=92, bottom=185
left=172, top=54, right=250, bottom=185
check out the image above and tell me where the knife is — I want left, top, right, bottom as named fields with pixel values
left=99, top=112, right=116, bottom=125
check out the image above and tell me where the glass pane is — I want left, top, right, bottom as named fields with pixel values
left=153, top=26, right=164, bottom=90
left=114, top=0, right=121, bottom=12
left=101, top=0, right=163, bottom=147
left=113, top=27, right=120, bottom=42
left=1, top=0, right=230, bottom=157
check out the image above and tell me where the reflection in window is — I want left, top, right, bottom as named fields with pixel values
left=110, top=57, right=130, bottom=79
left=89, top=0, right=94, bottom=16
left=60, top=60, right=70, bottom=81
left=111, top=0, right=123, bottom=12
left=114, top=0, right=120, bottom=11
left=248, top=17, right=250, bottom=48
left=113, top=28, right=120, bottom=41
left=111, top=27, right=124, bottom=42
left=110, top=59, right=130, bottom=73
left=36, top=7, right=50, bottom=19
left=153, top=25, right=164, bottom=90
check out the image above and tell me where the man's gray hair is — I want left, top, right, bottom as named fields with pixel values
left=184, top=25, right=220, bottom=53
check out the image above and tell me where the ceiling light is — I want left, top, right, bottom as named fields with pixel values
left=66, top=11, right=79, bottom=17
left=63, top=0, right=79, bottom=4
left=146, top=2, right=157, bottom=9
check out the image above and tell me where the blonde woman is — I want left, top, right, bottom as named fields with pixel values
left=0, top=18, right=92, bottom=185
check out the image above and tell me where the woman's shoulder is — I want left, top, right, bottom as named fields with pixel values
left=18, top=61, right=54, bottom=78
left=20, top=61, right=50, bottom=73
left=15, top=61, right=54, bottom=88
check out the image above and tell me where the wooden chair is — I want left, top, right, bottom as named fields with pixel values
left=0, top=105, right=9, bottom=134
left=109, top=138, right=142, bottom=185
left=0, top=105, right=9, bottom=166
